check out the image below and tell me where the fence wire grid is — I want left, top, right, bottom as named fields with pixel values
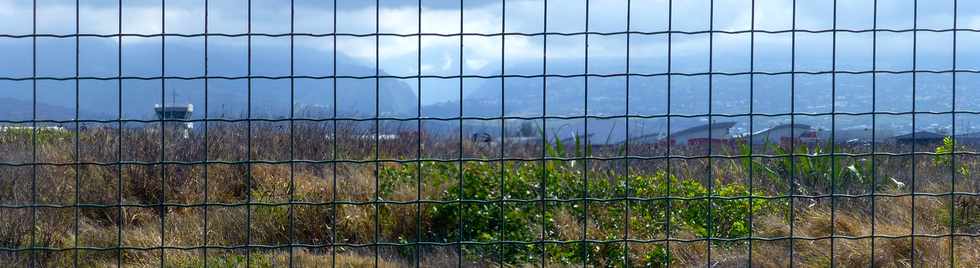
left=2, top=0, right=980, bottom=267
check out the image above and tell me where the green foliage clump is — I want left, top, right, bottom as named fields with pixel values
left=380, top=159, right=777, bottom=266
left=759, top=142, right=873, bottom=192
left=0, top=127, right=71, bottom=144
left=934, top=136, right=970, bottom=177
left=934, top=136, right=955, bottom=166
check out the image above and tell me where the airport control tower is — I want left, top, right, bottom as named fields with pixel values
left=154, top=104, right=194, bottom=137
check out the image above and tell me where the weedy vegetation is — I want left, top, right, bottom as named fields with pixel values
left=1, top=123, right=980, bottom=267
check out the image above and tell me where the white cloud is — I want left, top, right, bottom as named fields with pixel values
left=2, top=0, right=976, bottom=75
left=438, top=53, right=453, bottom=71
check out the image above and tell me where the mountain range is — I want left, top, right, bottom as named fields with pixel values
left=2, top=37, right=978, bottom=141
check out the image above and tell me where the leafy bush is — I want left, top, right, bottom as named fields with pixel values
left=0, top=127, right=71, bottom=143
left=758, top=142, right=873, bottom=192
left=934, top=136, right=970, bottom=177
left=379, top=159, right=777, bottom=266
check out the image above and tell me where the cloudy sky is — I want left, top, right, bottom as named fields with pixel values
left=1, top=0, right=978, bottom=107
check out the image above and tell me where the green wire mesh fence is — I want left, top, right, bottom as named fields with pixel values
left=1, top=0, right=980, bottom=267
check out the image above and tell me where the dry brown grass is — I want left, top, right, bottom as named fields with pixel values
left=2, top=125, right=980, bottom=267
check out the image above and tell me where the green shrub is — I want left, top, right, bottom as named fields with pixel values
left=762, top=142, right=873, bottom=192
left=641, top=244, right=670, bottom=268
left=379, top=159, right=778, bottom=266
left=935, top=136, right=970, bottom=177
left=0, top=127, right=71, bottom=143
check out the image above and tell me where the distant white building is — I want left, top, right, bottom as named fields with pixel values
left=629, top=122, right=736, bottom=146
left=155, top=104, right=193, bottom=128
left=817, top=125, right=894, bottom=144
left=627, top=132, right=665, bottom=145
left=747, top=123, right=818, bottom=145
left=893, top=131, right=945, bottom=145
left=155, top=104, right=193, bottom=138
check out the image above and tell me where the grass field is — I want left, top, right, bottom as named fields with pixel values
left=2, top=123, right=980, bottom=267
